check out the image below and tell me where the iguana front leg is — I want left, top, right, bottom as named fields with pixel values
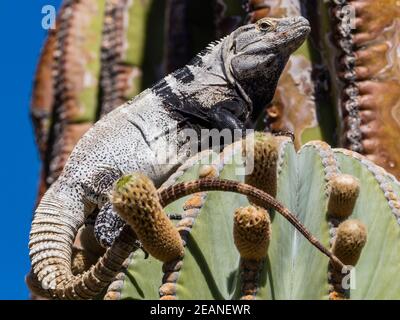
left=169, top=98, right=247, bottom=132
left=208, top=99, right=247, bottom=131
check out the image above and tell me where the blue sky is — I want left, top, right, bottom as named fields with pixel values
left=0, top=1, right=61, bottom=299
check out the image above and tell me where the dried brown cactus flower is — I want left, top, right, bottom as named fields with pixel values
left=328, top=174, right=360, bottom=219
left=233, top=205, right=271, bottom=261
left=112, top=173, right=184, bottom=263
left=244, top=132, right=278, bottom=205
left=332, top=219, right=367, bottom=267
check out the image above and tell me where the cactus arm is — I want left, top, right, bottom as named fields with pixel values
left=44, top=0, right=106, bottom=187
left=98, top=0, right=163, bottom=116
left=333, top=150, right=400, bottom=299
left=158, top=178, right=344, bottom=269
left=30, top=30, right=56, bottom=162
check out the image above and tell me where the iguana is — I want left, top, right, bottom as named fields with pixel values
left=29, top=17, right=311, bottom=299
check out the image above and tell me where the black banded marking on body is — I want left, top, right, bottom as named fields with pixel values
left=173, top=66, right=195, bottom=84
left=152, top=78, right=183, bottom=109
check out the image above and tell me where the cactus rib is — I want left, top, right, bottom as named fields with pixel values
left=159, top=164, right=220, bottom=300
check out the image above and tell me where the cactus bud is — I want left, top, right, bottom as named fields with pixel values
left=328, top=174, right=360, bottom=219
left=332, top=219, right=367, bottom=266
left=233, top=206, right=271, bottom=261
left=112, top=173, right=184, bottom=263
left=244, top=132, right=278, bottom=205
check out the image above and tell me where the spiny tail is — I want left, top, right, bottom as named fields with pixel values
left=29, top=191, right=137, bottom=299
left=158, top=178, right=345, bottom=270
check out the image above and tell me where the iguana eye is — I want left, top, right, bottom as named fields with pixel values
left=257, top=20, right=275, bottom=32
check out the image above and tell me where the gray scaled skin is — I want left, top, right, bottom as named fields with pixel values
left=29, top=17, right=310, bottom=298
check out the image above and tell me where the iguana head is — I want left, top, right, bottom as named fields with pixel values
left=222, top=16, right=310, bottom=119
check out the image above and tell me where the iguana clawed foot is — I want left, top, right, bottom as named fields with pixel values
left=93, top=202, right=149, bottom=258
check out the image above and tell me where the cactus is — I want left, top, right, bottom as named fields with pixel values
left=31, top=0, right=167, bottom=200
left=102, top=134, right=400, bottom=300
